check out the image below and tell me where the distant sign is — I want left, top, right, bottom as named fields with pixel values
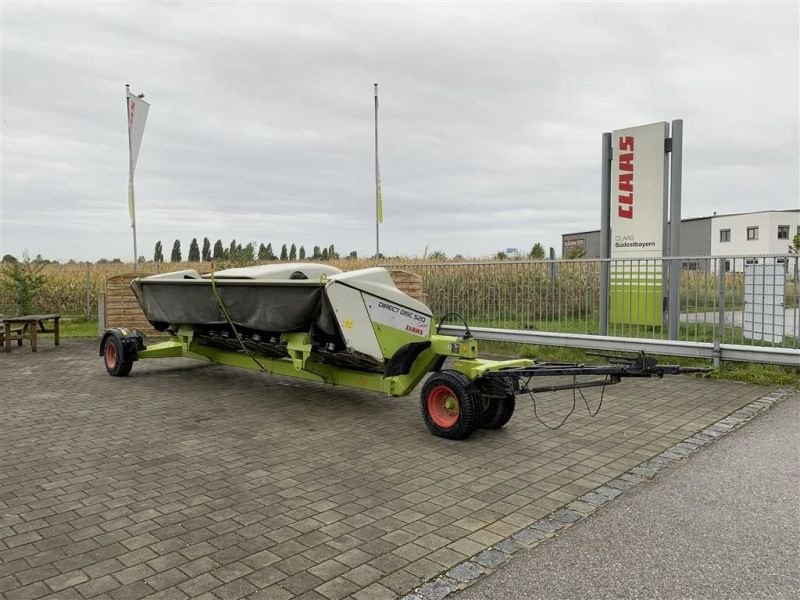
left=610, top=122, right=668, bottom=258
left=610, top=122, right=668, bottom=327
left=564, top=238, right=585, bottom=248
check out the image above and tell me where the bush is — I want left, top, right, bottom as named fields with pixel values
left=1, top=252, right=47, bottom=315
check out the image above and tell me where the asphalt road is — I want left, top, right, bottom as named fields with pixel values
left=454, top=393, right=800, bottom=600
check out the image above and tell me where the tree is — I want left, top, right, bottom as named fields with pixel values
left=1, top=254, right=18, bottom=264
left=321, top=248, right=329, bottom=260
left=229, top=239, right=238, bottom=260
left=188, top=238, right=200, bottom=262
left=280, top=244, right=288, bottom=261
left=495, top=251, right=508, bottom=260
left=348, top=251, right=358, bottom=260
left=789, top=233, right=800, bottom=254
left=242, top=242, right=255, bottom=262
left=289, top=243, right=297, bottom=261
left=258, top=243, right=268, bottom=261
left=170, top=240, right=182, bottom=262
left=328, top=244, right=339, bottom=259
left=265, top=243, right=275, bottom=260
left=153, top=241, right=164, bottom=263
left=201, top=238, right=211, bottom=261
left=313, top=245, right=321, bottom=259
left=299, top=246, right=306, bottom=260
left=528, top=243, right=545, bottom=260
left=1, top=251, right=46, bottom=315
left=566, top=246, right=586, bottom=259
left=429, top=250, right=447, bottom=260
left=213, top=239, right=224, bottom=260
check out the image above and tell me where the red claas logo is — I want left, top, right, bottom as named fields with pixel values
left=618, top=136, right=634, bottom=219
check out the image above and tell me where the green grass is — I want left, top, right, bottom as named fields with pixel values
left=53, top=316, right=99, bottom=339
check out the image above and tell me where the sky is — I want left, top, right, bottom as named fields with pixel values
left=1, top=1, right=798, bottom=262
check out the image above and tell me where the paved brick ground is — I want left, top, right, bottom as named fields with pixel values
left=0, top=340, right=773, bottom=600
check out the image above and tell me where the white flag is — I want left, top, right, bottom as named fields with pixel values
left=127, top=90, right=149, bottom=175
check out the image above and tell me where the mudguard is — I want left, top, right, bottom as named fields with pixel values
left=99, top=328, right=146, bottom=362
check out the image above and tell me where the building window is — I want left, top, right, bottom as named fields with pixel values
left=724, top=260, right=731, bottom=272
left=719, top=228, right=731, bottom=242
left=778, top=225, right=790, bottom=239
left=746, top=226, right=759, bottom=241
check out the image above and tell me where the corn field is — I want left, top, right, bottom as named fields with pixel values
left=1, top=257, right=797, bottom=347
left=0, top=258, right=446, bottom=316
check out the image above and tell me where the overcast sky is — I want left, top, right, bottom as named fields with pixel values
left=1, top=1, right=798, bottom=262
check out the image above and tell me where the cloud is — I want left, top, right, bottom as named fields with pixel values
left=1, top=2, right=797, bottom=261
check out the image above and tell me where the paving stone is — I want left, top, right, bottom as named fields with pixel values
left=45, top=569, right=89, bottom=592
left=531, top=518, right=564, bottom=533
left=630, top=466, right=659, bottom=478
left=492, top=537, right=522, bottom=555
left=315, top=575, right=361, bottom=599
left=352, top=582, right=397, bottom=600
left=417, top=578, right=457, bottom=600
left=594, top=486, right=623, bottom=500
left=8, top=582, right=51, bottom=600
left=474, top=548, right=508, bottom=569
left=606, top=478, right=638, bottom=492
left=211, top=577, right=258, bottom=600
left=511, top=527, right=545, bottom=544
left=446, top=561, right=484, bottom=583
left=109, top=581, right=154, bottom=600
left=245, top=565, right=286, bottom=589
left=178, top=573, right=222, bottom=596
left=0, top=342, right=777, bottom=600
left=144, top=567, right=189, bottom=591
left=114, top=563, right=156, bottom=586
left=551, top=509, right=581, bottom=524
left=343, top=564, right=384, bottom=587
left=75, top=574, right=120, bottom=597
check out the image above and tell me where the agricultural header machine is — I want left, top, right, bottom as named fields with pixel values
left=101, top=264, right=702, bottom=440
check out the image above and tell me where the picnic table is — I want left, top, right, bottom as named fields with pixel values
left=2, top=314, right=61, bottom=353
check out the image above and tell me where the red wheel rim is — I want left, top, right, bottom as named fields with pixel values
left=105, top=343, right=117, bottom=369
left=427, top=385, right=459, bottom=428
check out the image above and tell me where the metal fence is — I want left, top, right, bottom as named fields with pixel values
left=392, top=254, right=800, bottom=361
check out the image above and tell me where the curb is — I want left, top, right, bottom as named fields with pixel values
left=401, top=388, right=794, bottom=600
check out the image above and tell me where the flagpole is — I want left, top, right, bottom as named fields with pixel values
left=126, top=84, right=137, bottom=265
left=374, top=82, right=380, bottom=263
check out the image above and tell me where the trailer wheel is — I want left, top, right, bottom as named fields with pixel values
left=103, top=336, right=133, bottom=377
left=480, top=395, right=515, bottom=429
left=420, top=370, right=481, bottom=440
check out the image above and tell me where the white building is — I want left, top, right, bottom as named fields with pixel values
left=710, top=209, right=799, bottom=256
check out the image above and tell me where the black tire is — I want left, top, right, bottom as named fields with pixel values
left=479, top=394, right=516, bottom=429
left=103, top=336, right=133, bottom=377
left=420, top=370, right=481, bottom=440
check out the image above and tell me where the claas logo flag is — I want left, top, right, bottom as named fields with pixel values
left=127, top=90, right=149, bottom=221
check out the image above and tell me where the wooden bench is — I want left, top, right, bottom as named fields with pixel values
left=2, top=314, right=61, bottom=353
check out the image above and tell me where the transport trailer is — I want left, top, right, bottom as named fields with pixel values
left=100, top=264, right=705, bottom=440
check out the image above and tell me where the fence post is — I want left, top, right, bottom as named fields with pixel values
left=548, top=247, right=557, bottom=281
left=85, top=262, right=92, bottom=319
left=599, top=132, right=612, bottom=336
left=667, top=119, right=683, bottom=340
left=715, top=257, right=726, bottom=367
left=97, top=291, right=105, bottom=337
